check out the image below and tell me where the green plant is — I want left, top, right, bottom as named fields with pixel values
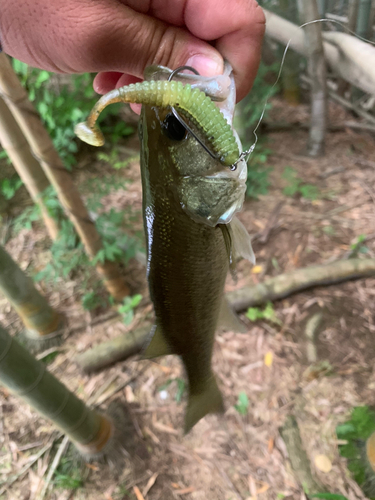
left=34, top=220, right=88, bottom=283
left=246, top=155, right=273, bottom=199
left=12, top=60, right=134, bottom=168
left=158, top=377, right=186, bottom=403
left=246, top=302, right=281, bottom=325
left=53, top=456, right=83, bottom=490
left=82, top=291, right=107, bottom=311
left=282, top=167, right=319, bottom=200
left=93, top=208, right=144, bottom=264
left=337, top=406, right=375, bottom=498
left=0, top=176, right=23, bottom=200
left=234, top=391, right=249, bottom=416
left=12, top=205, right=41, bottom=232
left=97, top=150, right=139, bottom=170
left=12, top=185, right=63, bottom=234
left=100, top=119, right=134, bottom=146
left=350, top=234, right=369, bottom=256
left=118, top=294, right=142, bottom=325
left=238, top=62, right=279, bottom=199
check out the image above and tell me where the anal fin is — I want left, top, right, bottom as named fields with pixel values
left=143, top=324, right=173, bottom=359
left=218, top=296, right=247, bottom=333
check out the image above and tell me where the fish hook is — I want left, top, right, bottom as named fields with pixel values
left=167, top=66, right=223, bottom=163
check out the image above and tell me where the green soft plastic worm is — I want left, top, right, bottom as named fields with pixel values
left=74, top=80, right=239, bottom=166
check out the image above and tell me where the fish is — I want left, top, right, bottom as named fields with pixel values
left=139, top=65, right=254, bottom=432
left=75, top=64, right=255, bottom=432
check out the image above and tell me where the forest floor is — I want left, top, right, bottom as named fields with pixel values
left=1, top=98, right=375, bottom=500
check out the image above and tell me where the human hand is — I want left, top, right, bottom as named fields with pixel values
left=0, top=0, right=265, bottom=102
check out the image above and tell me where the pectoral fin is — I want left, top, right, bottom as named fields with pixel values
left=230, top=217, right=256, bottom=265
left=220, top=217, right=255, bottom=273
left=218, top=296, right=247, bottom=333
left=143, top=325, right=173, bottom=359
left=185, top=375, right=224, bottom=433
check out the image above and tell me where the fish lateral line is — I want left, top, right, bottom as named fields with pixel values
left=75, top=80, right=240, bottom=167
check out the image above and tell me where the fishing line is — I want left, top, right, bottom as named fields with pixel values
left=239, top=16, right=375, bottom=168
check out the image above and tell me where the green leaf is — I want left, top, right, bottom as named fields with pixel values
left=234, top=391, right=249, bottom=416
left=175, top=378, right=186, bottom=403
left=246, top=307, right=261, bottom=321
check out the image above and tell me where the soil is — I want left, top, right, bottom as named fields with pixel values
left=1, top=98, right=375, bottom=500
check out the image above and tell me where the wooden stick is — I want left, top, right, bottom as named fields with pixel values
left=76, top=259, right=375, bottom=373
left=227, top=258, right=375, bottom=312
left=280, top=415, right=321, bottom=494
left=75, top=324, right=150, bottom=373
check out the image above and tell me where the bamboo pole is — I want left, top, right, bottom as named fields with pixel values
left=0, top=96, right=60, bottom=240
left=0, top=323, right=118, bottom=457
left=0, top=245, right=64, bottom=347
left=298, top=0, right=327, bottom=156
left=0, top=54, right=129, bottom=301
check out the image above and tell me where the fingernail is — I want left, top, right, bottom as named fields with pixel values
left=186, top=54, right=223, bottom=76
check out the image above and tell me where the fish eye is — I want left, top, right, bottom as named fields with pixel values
left=162, top=113, right=187, bottom=141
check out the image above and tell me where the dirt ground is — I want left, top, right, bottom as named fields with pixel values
left=1, top=98, right=375, bottom=500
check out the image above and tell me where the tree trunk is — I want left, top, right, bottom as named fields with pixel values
left=336, top=0, right=360, bottom=96
left=316, top=0, right=328, bottom=17
left=356, top=0, right=373, bottom=39
left=348, top=0, right=360, bottom=32
left=279, top=0, right=301, bottom=105
left=0, top=97, right=60, bottom=240
left=0, top=245, right=64, bottom=347
left=0, top=54, right=129, bottom=301
left=0, top=323, right=116, bottom=457
left=298, top=0, right=327, bottom=156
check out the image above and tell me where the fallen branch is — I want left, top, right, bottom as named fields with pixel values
left=76, top=259, right=375, bottom=372
left=227, top=258, right=375, bottom=312
left=75, top=324, right=150, bottom=373
left=280, top=415, right=321, bottom=494
left=264, top=9, right=375, bottom=96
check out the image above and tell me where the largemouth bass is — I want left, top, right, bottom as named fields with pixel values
left=139, top=65, right=254, bottom=432
left=75, top=64, right=254, bottom=432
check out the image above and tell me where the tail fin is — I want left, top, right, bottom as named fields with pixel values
left=184, top=376, right=224, bottom=434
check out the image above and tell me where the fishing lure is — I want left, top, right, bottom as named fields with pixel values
left=75, top=79, right=240, bottom=167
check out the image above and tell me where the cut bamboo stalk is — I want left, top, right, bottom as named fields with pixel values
left=0, top=54, right=129, bottom=301
left=0, top=96, right=60, bottom=240
left=0, top=324, right=122, bottom=458
left=0, top=245, right=64, bottom=349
